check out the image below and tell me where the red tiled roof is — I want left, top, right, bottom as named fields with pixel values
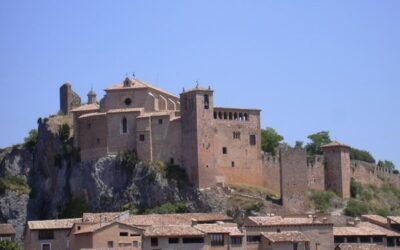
left=0, top=224, right=16, bottom=235
left=143, top=225, right=204, bottom=237
left=336, top=243, right=384, bottom=250
left=28, top=218, right=82, bottom=230
left=262, top=231, right=309, bottom=243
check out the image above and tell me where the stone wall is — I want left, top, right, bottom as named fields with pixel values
left=79, top=113, right=108, bottom=162
left=307, top=155, right=325, bottom=191
left=262, top=153, right=281, bottom=195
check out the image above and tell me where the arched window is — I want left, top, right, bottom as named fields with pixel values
left=122, top=117, right=128, bottom=134
left=229, top=112, right=233, bottom=120
left=223, top=112, right=227, bottom=120
left=239, top=113, right=243, bottom=121
left=218, top=112, right=222, bottom=119
left=244, top=113, right=249, bottom=121
left=234, top=113, right=238, bottom=120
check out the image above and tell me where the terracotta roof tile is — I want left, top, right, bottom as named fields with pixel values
left=321, top=141, right=350, bottom=148
left=143, top=225, right=204, bottom=237
left=246, top=216, right=328, bottom=226
left=0, top=224, right=16, bottom=235
left=194, top=223, right=243, bottom=236
left=82, top=212, right=126, bottom=223
left=336, top=243, right=384, bottom=250
left=361, top=215, right=388, bottom=226
left=387, top=216, right=400, bottom=224
left=262, top=231, right=309, bottom=243
left=334, top=222, right=400, bottom=237
left=105, top=79, right=178, bottom=99
left=28, top=218, right=82, bottom=230
left=107, top=108, right=143, bottom=114
left=71, top=103, right=100, bottom=112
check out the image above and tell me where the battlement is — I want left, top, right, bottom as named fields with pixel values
left=307, top=155, right=324, bottom=168
left=262, top=152, right=280, bottom=165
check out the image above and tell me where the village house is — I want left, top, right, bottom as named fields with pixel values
left=333, top=217, right=400, bottom=249
left=243, top=215, right=334, bottom=250
left=0, top=223, right=16, bottom=242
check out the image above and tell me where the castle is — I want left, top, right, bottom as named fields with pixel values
left=61, top=77, right=399, bottom=211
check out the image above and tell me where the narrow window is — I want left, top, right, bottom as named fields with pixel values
left=234, top=113, right=238, bottom=120
left=170, top=158, right=175, bottom=165
left=122, top=117, right=128, bottom=134
left=96, top=138, right=100, bottom=144
left=244, top=113, right=249, bottom=121
left=158, top=119, right=163, bottom=124
left=250, top=135, right=256, bottom=145
left=218, top=112, right=222, bottom=119
left=239, top=113, right=243, bottom=120
left=214, top=111, right=217, bottom=119
left=294, top=243, right=298, bottom=250
left=230, top=237, right=242, bottom=245
left=120, top=232, right=129, bottom=237
left=139, top=134, right=145, bottom=141
left=231, top=161, right=235, bottom=167
left=151, top=238, right=158, bottom=247
left=87, top=123, right=91, bottom=129
left=107, top=241, right=114, bottom=248
left=204, top=94, right=209, bottom=109
left=41, top=243, right=51, bottom=250
left=222, top=147, right=227, bottom=154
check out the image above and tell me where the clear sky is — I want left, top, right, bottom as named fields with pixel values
left=0, top=1, right=399, bottom=166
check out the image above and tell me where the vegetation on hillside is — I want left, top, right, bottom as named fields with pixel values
left=0, top=240, right=21, bottom=250
left=145, top=202, right=188, bottom=214
left=378, top=160, right=396, bottom=170
left=261, top=127, right=284, bottom=155
left=24, top=129, right=38, bottom=153
left=350, top=148, right=375, bottom=163
left=0, top=176, right=31, bottom=195
left=310, top=191, right=341, bottom=213
left=344, top=179, right=400, bottom=217
left=60, top=197, right=89, bottom=219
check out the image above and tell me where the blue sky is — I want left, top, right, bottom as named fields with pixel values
left=0, top=1, right=399, bottom=166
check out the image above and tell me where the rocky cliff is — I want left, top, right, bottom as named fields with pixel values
left=0, top=115, right=212, bottom=243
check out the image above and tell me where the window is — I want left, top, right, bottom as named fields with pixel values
left=294, top=243, right=298, bottom=250
left=122, top=117, right=128, bottom=134
left=41, top=243, right=51, bottom=250
left=120, top=232, right=129, bottom=237
left=388, top=238, right=395, bottom=247
left=229, top=112, right=233, bottom=120
left=222, top=147, right=227, bottom=154
left=231, top=161, right=235, bottom=167
left=373, top=237, right=383, bottom=243
left=204, top=94, right=209, bottom=109
left=183, top=238, right=204, bottom=244
left=230, top=237, right=242, bottom=245
left=96, top=138, right=100, bottom=144
left=233, top=132, right=241, bottom=140
left=244, top=113, right=249, bottom=121
left=224, top=112, right=227, bottom=119
left=140, top=134, right=145, bottom=141
left=277, top=229, right=281, bottom=233
left=210, top=234, right=224, bottom=246
left=170, top=158, right=175, bottom=165
left=250, top=135, right=256, bottom=145
left=151, top=238, right=158, bottom=247
left=107, top=241, right=114, bottom=248
left=334, top=237, right=345, bottom=244
left=214, top=112, right=217, bottom=119
left=132, top=241, right=139, bottom=248
left=247, top=236, right=261, bottom=243
left=169, top=238, right=179, bottom=244
left=124, top=98, right=132, bottom=106
left=38, top=230, right=54, bottom=240
left=347, top=237, right=358, bottom=243
left=77, top=226, right=81, bottom=230
left=158, top=119, right=163, bottom=124
left=218, top=112, right=222, bottom=119
left=360, top=237, right=370, bottom=243
left=87, top=123, right=91, bottom=129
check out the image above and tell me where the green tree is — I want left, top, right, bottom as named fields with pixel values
left=60, top=198, right=89, bottom=219
left=0, top=240, right=21, bottom=250
left=350, top=148, right=375, bottom=163
left=261, top=128, right=284, bottom=155
left=344, top=199, right=369, bottom=217
left=24, top=129, right=38, bottom=153
left=377, top=160, right=396, bottom=170
left=305, top=131, right=332, bottom=155
left=295, top=141, right=304, bottom=148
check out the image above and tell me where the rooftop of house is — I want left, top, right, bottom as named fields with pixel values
left=124, top=213, right=232, bottom=227
left=0, top=224, right=16, bottom=235
left=245, top=216, right=331, bottom=227
left=261, top=231, right=309, bottom=243
left=194, top=223, right=243, bottom=236
left=143, top=225, right=204, bottom=237
left=361, top=215, right=388, bottom=226
left=336, top=243, right=384, bottom=250
left=73, top=221, right=142, bottom=235
left=334, top=222, right=400, bottom=237
left=82, top=212, right=128, bottom=223
left=387, top=216, right=400, bottom=224
left=28, top=218, right=82, bottom=230
left=71, top=103, right=100, bottom=112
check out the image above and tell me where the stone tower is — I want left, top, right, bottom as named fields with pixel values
left=180, top=85, right=216, bottom=188
left=322, top=141, right=351, bottom=199
left=60, top=83, right=81, bottom=114
left=280, top=147, right=310, bottom=213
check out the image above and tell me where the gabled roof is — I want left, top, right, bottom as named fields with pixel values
left=334, top=222, right=400, bottom=237
left=361, top=215, right=388, bottom=226
left=71, top=103, right=100, bottom=112
left=0, top=224, right=16, bottom=235
left=73, top=221, right=143, bottom=235
left=387, top=216, right=400, bottom=224
left=28, top=218, right=82, bottom=230
left=194, top=223, right=243, bottom=236
left=336, top=243, right=384, bottom=250
left=105, top=78, right=178, bottom=99
left=262, top=231, right=309, bottom=243
left=82, top=212, right=127, bottom=223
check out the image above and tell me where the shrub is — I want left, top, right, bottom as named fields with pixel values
left=311, top=191, right=337, bottom=213
left=166, top=164, right=188, bottom=182
left=60, top=197, right=89, bottom=219
left=350, top=179, right=363, bottom=198
left=350, top=148, right=375, bottom=163
left=0, top=176, right=31, bottom=195
left=122, top=203, right=138, bottom=215
left=59, top=123, right=70, bottom=143
left=117, top=150, right=138, bottom=169
left=261, top=128, right=284, bottom=155
left=0, top=240, right=21, bottom=250
left=345, top=199, right=369, bottom=217
left=145, top=202, right=188, bottom=214
left=24, top=129, right=38, bottom=153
